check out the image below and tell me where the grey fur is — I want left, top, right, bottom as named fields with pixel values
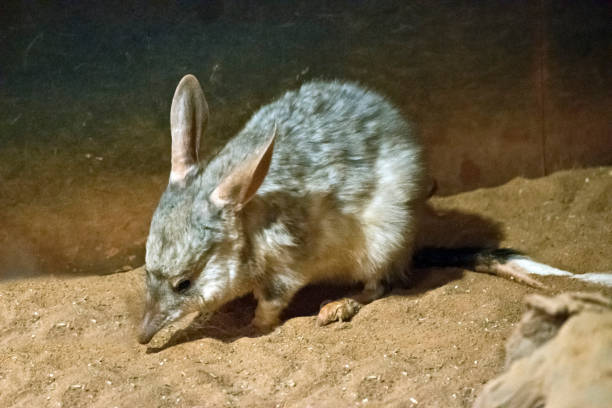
left=138, top=76, right=427, bottom=344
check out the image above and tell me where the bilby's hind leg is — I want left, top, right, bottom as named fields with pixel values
left=317, top=280, right=385, bottom=326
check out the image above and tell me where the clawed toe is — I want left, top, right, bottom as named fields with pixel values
left=317, top=298, right=361, bottom=326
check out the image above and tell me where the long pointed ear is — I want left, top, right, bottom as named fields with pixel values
left=170, top=74, right=209, bottom=184
left=210, top=125, right=277, bottom=211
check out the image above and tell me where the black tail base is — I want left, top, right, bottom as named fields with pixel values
left=412, top=247, right=524, bottom=270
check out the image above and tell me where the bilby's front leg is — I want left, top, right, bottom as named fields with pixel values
left=251, top=277, right=302, bottom=332
left=251, top=297, right=287, bottom=332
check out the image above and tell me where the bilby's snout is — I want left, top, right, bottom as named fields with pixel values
left=137, top=303, right=169, bottom=345
left=137, top=312, right=157, bottom=344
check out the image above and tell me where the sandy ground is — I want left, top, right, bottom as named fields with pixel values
left=1, top=3, right=610, bottom=407
left=1, top=166, right=611, bottom=408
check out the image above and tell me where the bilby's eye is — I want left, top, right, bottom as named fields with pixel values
left=174, top=279, right=191, bottom=294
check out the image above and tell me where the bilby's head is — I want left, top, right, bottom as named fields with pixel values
left=138, top=75, right=276, bottom=344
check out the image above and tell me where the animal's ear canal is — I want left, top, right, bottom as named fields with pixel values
left=169, top=74, right=209, bottom=185
left=210, top=125, right=277, bottom=211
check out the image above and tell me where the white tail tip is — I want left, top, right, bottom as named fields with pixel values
left=511, top=258, right=612, bottom=287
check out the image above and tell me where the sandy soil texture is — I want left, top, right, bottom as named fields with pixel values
left=1, top=167, right=611, bottom=408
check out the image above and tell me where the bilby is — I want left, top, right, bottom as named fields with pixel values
left=137, top=75, right=611, bottom=344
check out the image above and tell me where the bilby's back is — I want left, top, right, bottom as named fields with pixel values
left=208, top=81, right=424, bottom=205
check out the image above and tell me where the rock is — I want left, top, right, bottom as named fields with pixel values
left=474, top=292, right=612, bottom=408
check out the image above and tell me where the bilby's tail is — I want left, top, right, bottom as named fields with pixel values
left=412, top=247, right=612, bottom=288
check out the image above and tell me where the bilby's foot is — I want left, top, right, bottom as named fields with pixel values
left=317, top=298, right=361, bottom=326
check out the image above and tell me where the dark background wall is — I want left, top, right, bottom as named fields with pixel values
left=0, top=0, right=610, bottom=277
left=2, top=0, right=610, bottom=192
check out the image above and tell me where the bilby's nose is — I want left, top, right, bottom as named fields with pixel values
left=137, top=310, right=164, bottom=345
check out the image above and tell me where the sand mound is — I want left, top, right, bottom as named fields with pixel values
left=1, top=167, right=611, bottom=407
